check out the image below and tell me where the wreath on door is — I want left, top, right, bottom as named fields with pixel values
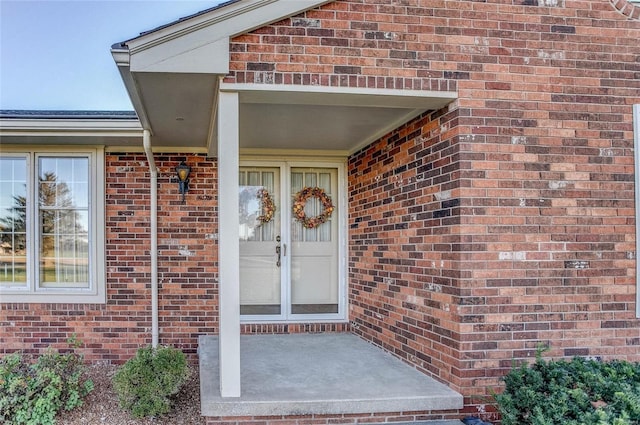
left=256, top=188, right=275, bottom=225
left=292, top=186, right=334, bottom=229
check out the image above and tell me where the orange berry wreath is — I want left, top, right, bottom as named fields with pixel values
left=256, top=188, right=275, bottom=225
left=292, top=186, right=334, bottom=229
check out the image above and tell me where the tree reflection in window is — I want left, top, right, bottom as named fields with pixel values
left=38, top=157, right=90, bottom=288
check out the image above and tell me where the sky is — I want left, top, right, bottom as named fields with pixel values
left=0, top=0, right=220, bottom=111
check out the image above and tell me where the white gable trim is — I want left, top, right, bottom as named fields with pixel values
left=119, top=0, right=333, bottom=75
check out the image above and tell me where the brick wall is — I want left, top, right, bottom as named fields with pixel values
left=206, top=409, right=462, bottom=425
left=349, top=107, right=465, bottom=390
left=226, top=0, right=640, bottom=409
left=0, top=153, right=219, bottom=363
left=225, top=0, right=458, bottom=91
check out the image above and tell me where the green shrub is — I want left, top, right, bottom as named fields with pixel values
left=113, top=345, right=190, bottom=418
left=0, top=338, right=94, bottom=425
left=495, top=348, right=640, bottom=425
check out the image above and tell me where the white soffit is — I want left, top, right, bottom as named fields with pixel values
left=131, top=73, right=219, bottom=148
left=112, top=0, right=334, bottom=152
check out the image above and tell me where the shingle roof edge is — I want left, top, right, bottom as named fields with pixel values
left=0, top=110, right=138, bottom=120
left=112, top=0, right=241, bottom=49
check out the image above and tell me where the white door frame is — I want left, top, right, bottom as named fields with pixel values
left=239, top=158, right=348, bottom=323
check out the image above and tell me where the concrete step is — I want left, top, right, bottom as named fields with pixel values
left=199, top=333, right=463, bottom=417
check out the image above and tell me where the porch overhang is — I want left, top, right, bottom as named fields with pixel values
left=110, top=0, right=335, bottom=153
left=111, top=0, right=458, bottom=156
left=224, top=83, right=457, bottom=156
left=109, top=0, right=460, bottom=400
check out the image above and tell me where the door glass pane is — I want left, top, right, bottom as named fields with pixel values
left=0, top=157, right=28, bottom=287
left=239, top=167, right=281, bottom=315
left=290, top=168, right=338, bottom=315
left=38, top=157, right=90, bottom=288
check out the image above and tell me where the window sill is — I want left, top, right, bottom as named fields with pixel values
left=0, top=290, right=106, bottom=304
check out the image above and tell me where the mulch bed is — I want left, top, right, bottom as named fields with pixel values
left=57, top=363, right=205, bottom=425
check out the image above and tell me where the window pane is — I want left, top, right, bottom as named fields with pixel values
left=75, top=211, right=89, bottom=235
left=0, top=158, right=26, bottom=181
left=38, top=156, right=90, bottom=289
left=0, top=157, right=28, bottom=287
left=238, top=169, right=277, bottom=243
left=71, top=182, right=89, bottom=208
left=39, top=157, right=89, bottom=208
left=291, top=169, right=334, bottom=243
left=0, top=182, right=26, bottom=209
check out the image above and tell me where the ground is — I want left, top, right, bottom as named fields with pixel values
left=57, top=363, right=205, bottom=424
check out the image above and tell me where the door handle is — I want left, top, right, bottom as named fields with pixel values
left=276, top=244, right=281, bottom=268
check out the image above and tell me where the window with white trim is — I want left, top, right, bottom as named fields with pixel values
left=0, top=148, right=105, bottom=303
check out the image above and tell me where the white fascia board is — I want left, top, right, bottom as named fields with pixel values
left=0, top=118, right=142, bottom=133
left=124, top=0, right=332, bottom=74
left=0, top=118, right=143, bottom=141
left=110, top=53, right=153, bottom=131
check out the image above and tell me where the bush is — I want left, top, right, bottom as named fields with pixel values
left=495, top=348, right=640, bottom=425
left=0, top=338, right=94, bottom=425
left=113, top=345, right=190, bottom=418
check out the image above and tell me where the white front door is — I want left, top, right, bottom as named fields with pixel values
left=239, top=162, right=344, bottom=321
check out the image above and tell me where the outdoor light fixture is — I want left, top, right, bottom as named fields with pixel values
left=175, top=161, right=191, bottom=204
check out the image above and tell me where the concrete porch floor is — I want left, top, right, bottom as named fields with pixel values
left=199, top=333, right=463, bottom=420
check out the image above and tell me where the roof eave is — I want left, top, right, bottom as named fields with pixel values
left=111, top=45, right=154, bottom=132
left=0, top=116, right=144, bottom=146
left=111, top=0, right=333, bottom=152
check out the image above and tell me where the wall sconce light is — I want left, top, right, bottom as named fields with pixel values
left=175, top=161, right=191, bottom=204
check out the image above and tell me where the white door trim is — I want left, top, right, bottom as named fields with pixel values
left=239, top=158, right=348, bottom=323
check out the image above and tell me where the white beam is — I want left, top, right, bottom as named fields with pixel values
left=218, top=91, right=241, bottom=397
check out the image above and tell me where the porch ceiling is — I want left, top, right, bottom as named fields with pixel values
left=129, top=73, right=457, bottom=155
left=233, top=85, right=457, bottom=155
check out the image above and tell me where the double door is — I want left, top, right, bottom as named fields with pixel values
left=239, top=162, right=344, bottom=321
